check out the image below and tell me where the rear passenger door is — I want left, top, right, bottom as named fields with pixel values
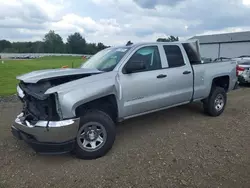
left=157, top=44, right=194, bottom=107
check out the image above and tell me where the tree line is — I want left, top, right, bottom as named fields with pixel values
left=156, top=35, right=179, bottom=42
left=0, top=30, right=109, bottom=55
left=0, top=31, right=179, bottom=54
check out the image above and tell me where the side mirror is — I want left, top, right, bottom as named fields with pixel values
left=125, top=60, right=146, bottom=73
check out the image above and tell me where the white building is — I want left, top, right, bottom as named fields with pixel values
left=190, top=31, right=250, bottom=59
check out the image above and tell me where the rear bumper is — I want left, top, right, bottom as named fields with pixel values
left=12, top=113, right=80, bottom=154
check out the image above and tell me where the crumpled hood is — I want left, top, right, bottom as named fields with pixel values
left=45, top=71, right=117, bottom=95
left=17, top=68, right=102, bottom=83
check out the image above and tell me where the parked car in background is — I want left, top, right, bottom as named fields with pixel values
left=201, top=57, right=212, bottom=63
left=232, top=56, right=250, bottom=84
left=213, top=57, right=232, bottom=62
left=12, top=40, right=238, bottom=159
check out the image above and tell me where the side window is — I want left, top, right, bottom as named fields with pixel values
left=128, top=46, right=162, bottom=72
left=163, top=45, right=185, bottom=68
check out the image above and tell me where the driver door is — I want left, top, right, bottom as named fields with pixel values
left=118, top=45, right=168, bottom=117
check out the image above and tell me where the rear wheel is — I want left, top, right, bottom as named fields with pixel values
left=75, top=110, right=116, bottom=159
left=203, top=87, right=227, bottom=116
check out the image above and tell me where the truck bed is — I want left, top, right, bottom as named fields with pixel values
left=192, top=60, right=237, bottom=100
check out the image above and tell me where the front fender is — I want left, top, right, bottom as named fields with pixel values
left=58, top=79, right=119, bottom=119
left=44, top=72, right=119, bottom=119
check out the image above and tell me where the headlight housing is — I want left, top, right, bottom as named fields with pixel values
left=17, top=85, right=25, bottom=98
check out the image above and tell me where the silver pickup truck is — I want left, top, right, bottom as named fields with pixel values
left=12, top=40, right=238, bottom=159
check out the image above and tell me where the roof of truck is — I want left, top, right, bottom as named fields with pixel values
left=112, top=40, right=199, bottom=48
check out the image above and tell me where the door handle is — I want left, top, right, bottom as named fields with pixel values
left=183, top=71, right=191, bottom=75
left=157, top=74, right=167, bottom=78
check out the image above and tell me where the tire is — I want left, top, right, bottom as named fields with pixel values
left=203, top=87, right=227, bottom=116
left=75, top=110, right=116, bottom=159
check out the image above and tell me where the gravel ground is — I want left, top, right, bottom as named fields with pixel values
left=0, top=95, right=19, bottom=103
left=0, top=88, right=250, bottom=188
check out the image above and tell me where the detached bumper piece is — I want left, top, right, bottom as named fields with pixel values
left=12, top=113, right=80, bottom=155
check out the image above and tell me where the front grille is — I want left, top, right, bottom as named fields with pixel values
left=19, top=83, right=60, bottom=122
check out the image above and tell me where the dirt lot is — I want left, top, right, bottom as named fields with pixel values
left=1, top=88, right=250, bottom=188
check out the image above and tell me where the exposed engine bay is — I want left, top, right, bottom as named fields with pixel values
left=18, top=73, right=96, bottom=123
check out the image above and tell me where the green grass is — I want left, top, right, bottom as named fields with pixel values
left=0, top=56, right=85, bottom=96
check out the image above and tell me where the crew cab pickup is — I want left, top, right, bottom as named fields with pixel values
left=12, top=40, right=238, bottom=159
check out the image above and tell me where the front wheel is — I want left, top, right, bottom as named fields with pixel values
left=203, top=87, right=227, bottom=116
left=75, top=110, right=116, bottom=159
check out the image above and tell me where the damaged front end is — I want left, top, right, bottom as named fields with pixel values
left=11, top=70, right=103, bottom=154
left=12, top=80, right=80, bottom=153
left=16, top=71, right=97, bottom=123
left=18, top=81, right=62, bottom=124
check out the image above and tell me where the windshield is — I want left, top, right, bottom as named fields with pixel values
left=81, top=47, right=131, bottom=71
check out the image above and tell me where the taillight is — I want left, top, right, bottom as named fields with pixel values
left=236, top=65, right=245, bottom=76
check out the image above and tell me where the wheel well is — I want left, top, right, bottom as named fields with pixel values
left=75, top=95, right=118, bottom=122
left=212, top=76, right=229, bottom=91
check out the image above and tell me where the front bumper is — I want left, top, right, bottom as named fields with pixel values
left=12, top=113, right=80, bottom=154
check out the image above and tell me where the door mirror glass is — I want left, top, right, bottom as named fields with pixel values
left=125, top=60, right=146, bottom=73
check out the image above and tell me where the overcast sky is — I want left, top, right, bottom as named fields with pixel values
left=1, top=0, right=250, bottom=45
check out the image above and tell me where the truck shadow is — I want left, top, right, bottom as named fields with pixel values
left=239, top=83, right=250, bottom=88
left=17, top=102, right=205, bottom=161
left=116, top=102, right=205, bottom=135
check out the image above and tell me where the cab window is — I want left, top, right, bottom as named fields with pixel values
left=163, top=45, right=185, bottom=68
left=127, top=46, right=162, bottom=72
